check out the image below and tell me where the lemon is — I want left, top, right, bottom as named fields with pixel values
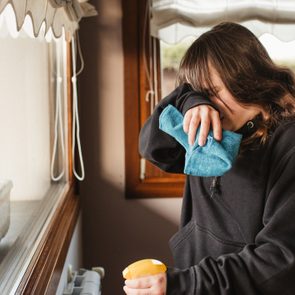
left=122, top=259, right=167, bottom=279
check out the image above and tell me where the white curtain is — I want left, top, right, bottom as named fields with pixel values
left=150, top=0, right=295, bottom=44
left=0, top=0, right=97, bottom=41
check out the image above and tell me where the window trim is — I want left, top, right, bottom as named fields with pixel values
left=15, top=184, right=79, bottom=294
left=122, top=0, right=185, bottom=199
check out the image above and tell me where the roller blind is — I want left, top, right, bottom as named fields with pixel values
left=0, top=0, right=97, bottom=41
left=150, top=0, right=295, bottom=43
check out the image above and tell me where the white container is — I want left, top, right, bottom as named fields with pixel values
left=0, top=180, right=12, bottom=241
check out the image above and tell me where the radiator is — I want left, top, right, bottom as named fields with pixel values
left=63, top=267, right=105, bottom=295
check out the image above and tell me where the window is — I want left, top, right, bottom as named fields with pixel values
left=0, top=1, right=97, bottom=291
left=0, top=12, right=71, bottom=294
left=123, top=0, right=185, bottom=199
left=123, top=0, right=295, bottom=199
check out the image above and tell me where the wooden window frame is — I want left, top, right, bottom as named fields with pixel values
left=123, top=0, right=185, bottom=199
left=14, top=42, right=80, bottom=294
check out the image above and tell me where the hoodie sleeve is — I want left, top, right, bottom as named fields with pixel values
left=166, top=129, right=295, bottom=294
left=139, top=84, right=215, bottom=173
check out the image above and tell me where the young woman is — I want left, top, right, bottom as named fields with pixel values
left=123, top=22, right=295, bottom=294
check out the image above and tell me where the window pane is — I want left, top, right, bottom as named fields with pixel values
left=260, top=33, right=295, bottom=71
left=160, top=37, right=194, bottom=97
left=0, top=14, right=69, bottom=292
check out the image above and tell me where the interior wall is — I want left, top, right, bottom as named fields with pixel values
left=79, top=0, right=182, bottom=294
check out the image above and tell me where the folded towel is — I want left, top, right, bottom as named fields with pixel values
left=159, top=105, right=242, bottom=176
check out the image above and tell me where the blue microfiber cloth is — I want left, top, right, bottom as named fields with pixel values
left=159, top=105, right=242, bottom=176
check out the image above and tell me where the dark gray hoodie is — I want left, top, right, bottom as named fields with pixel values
left=139, top=84, right=295, bottom=294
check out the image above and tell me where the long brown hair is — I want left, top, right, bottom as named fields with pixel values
left=177, top=22, right=295, bottom=148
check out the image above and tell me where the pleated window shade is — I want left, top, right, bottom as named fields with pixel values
left=0, top=0, right=97, bottom=41
left=150, top=0, right=295, bottom=44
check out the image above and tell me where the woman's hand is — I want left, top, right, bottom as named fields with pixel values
left=183, top=105, right=222, bottom=146
left=123, top=273, right=166, bottom=295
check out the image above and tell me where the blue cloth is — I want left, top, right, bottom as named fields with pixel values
left=159, top=105, right=242, bottom=176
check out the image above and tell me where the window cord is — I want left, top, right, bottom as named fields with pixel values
left=143, top=0, right=155, bottom=112
left=71, top=33, right=85, bottom=181
left=51, top=40, right=66, bottom=181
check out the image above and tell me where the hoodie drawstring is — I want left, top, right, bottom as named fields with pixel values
left=210, top=176, right=221, bottom=198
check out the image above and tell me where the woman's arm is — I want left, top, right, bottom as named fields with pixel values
left=139, top=84, right=219, bottom=173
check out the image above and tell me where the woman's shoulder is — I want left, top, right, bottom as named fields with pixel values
left=272, top=118, right=295, bottom=139
left=267, top=118, right=295, bottom=158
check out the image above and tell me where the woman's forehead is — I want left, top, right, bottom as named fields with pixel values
left=198, top=68, right=222, bottom=90
left=206, top=63, right=224, bottom=88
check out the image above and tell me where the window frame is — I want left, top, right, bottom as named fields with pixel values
left=122, top=0, right=185, bottom=199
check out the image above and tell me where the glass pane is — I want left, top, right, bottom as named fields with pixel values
left=260, top=33, right=295, bottom=71
left=160, top=36, right=194, bottom=97
left=0, top=9, right=69, bottom=293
